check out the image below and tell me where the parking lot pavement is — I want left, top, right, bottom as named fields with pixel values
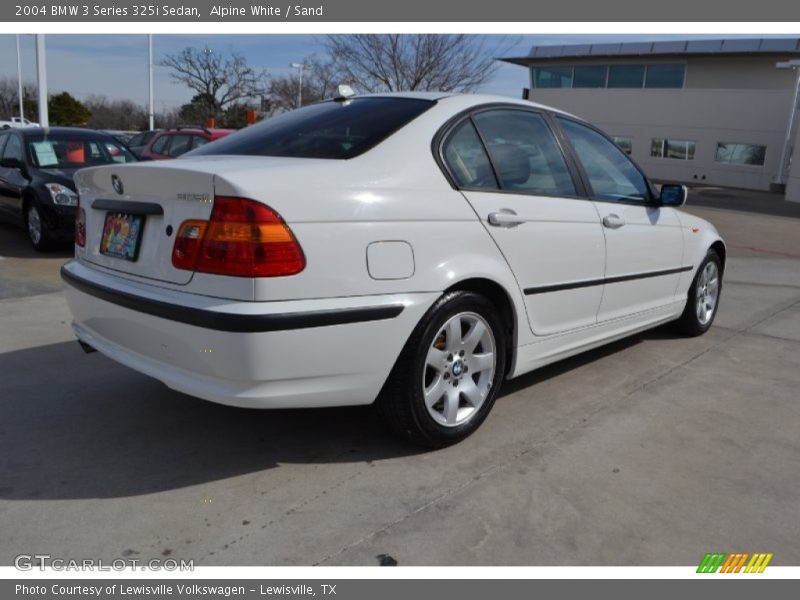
left=1, top=199, right=799, bottom=566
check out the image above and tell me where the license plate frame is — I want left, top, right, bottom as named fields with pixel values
left=99, top=212, right=145, bottom=262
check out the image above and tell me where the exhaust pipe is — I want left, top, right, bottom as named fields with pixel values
left=78, top=340, right=97, bottom=354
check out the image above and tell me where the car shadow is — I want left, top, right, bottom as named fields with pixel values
left=0, top=222, right=73, bottom=258
left=0, top=324, right=682, bottom=501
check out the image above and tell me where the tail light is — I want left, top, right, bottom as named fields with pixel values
left=172, top=196, right=305, bottom=277
left=75, top=200, right=86, bottom=248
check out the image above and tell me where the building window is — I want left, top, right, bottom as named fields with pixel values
left=573, top=65, right=608, bottom=88
left=645, top=64, right=686, bottom=88
left=651, top=138, right=696, bottom=160
left=612, top=136, right=633, bottom=155
left=608, top=65, right=646, bottom=88
left=533, top=67, right=573, bottom=88
left=715, top=142, right=766, bottom=166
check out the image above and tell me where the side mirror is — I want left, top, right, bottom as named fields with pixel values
left=659, top=184, right=688, bottom=207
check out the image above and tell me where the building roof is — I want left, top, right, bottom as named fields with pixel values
left=502, top=37, right=800, bottom=66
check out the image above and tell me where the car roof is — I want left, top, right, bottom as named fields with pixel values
left=350, top=91, right=580, bottom=120
left=17, top=127, right=118, bottom=138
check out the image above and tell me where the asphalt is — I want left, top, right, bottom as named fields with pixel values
left=1, top=190, right=799, bottom=566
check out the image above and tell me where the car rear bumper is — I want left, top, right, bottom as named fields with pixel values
left=61, top=260, right=437, bottom=408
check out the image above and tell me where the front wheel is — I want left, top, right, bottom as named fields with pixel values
left=675, top=250, right=722, bottom=336
left=26, top=200, right=53, bottom=251
left=377, top=291, right=507, bottom=448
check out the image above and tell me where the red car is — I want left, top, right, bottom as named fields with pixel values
left=138, top=127, right=235, bottom=160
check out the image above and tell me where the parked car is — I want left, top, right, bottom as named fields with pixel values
left=1, top=116, right=40, bottom=129
left=102, top=130, right=139, bottom=145
left=61, top=93, right=725, bottom=447
left=0, top=127, right=136, bottom=250
left=125, top=129, right=161, bottom=158
left=138, top=127, right=234, bottom=160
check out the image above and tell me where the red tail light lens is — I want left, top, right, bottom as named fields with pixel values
left=172, top=197, right=305, bottom=277
left=75, top=205, right=86, bottom=248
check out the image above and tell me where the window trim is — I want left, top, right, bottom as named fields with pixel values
left=431, top=103, right=589, bottom=200
left=552, top=115, right=660, bottom=206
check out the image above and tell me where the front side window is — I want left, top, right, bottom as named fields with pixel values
left=472, top=110, right=576, bottom=197
left=558, top=118, right=649, bottom=202
left=533, top=67, right=573, bottom=89
left=190, top=97, right=434, bottom=160
left=3, top=134, right=24, bottom=162
left=651, top=138, right=696, bottom=160
left=442, top=119, right=498, bottom=190
left=715, top=142, right=766, bottom=166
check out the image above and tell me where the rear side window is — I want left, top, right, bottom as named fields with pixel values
left=166, top=134, right=193, bottom=157
left=151, top=135, right=169, bottom=155
left=192, top=135, right=210, bottom=150
left=473, top=109, right=577, bottom=196
left=442, top=120, right=498, bottom=190
left=189, top=98, right=435, bottom=159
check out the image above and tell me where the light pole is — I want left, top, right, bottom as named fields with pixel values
left=16, top=35, right=24, bottom=121
left=775, top=59, right=800, bottom=187
left=148, top=34, right=154, bottom=130
left=291, top=62, right=308, bottom=108
left=35, top=34, right=48, bottom=128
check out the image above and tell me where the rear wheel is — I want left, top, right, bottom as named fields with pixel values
left=377, top=291, right=507, bottom=447
left=675, top=250, right=722, bottom=336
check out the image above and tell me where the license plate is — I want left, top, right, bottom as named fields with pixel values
left=99, top=212, right=145, bottom=261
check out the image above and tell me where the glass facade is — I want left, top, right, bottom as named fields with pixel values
left=531, top=64, right=685, bottom=89
left=651, top=138, right=696, bottom=160
left=611, top=136, right=633, bottom=155
left=715, top=142, right=767, bottom=166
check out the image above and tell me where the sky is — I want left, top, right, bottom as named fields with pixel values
left=0, top=34, right=778, bottom=114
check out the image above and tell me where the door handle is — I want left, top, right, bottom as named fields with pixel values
left=602, top=214, right=625, bottom=229
left=488, top=209, right=525, bottom=228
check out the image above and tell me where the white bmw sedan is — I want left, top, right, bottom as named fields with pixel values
left=63, top=92, right=724, bottom=447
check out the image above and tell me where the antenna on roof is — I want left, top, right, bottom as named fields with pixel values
left=334, top=85, right=355, bottom=101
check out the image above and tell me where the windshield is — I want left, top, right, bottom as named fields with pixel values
left=26, top=135, right=137, bottom=169
left=189, top=97, right=435, bottom=160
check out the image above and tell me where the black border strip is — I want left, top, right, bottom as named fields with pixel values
left=525, top=265, right=693, bottom=295
left=92, top=199, right=164, bottom=215
left=61, top=266, right=404, bottom=333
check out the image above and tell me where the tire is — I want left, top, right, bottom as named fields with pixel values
left=25, top=199, right=53, bottom=252
left=674, top=250, right=722, bottom=337
left=377, top=290, right=507, bottom=448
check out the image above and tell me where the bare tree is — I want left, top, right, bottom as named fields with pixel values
left=266, top=56, right=340, bottom=113
left=161, top=47, right=265, bottom=120
left=0, top=77, right=37, bottom=119
left=84, top=95, right=148, bottom=130
left=324, top=35, right=503, bottom=93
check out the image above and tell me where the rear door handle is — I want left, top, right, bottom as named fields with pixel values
left=602, top=214, right=625, bottom=229
left=488, top=210, right=525, bottom=228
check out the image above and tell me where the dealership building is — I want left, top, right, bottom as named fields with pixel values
left=502, top=38, right=800, bottom=202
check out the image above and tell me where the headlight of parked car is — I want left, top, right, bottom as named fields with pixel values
left=45, top=183, right=79, bottom=206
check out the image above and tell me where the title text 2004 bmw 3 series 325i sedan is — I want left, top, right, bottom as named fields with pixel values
left=62, top=92, right=725, bottom=447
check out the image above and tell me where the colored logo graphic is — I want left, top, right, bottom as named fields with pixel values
left=697, top=552, right=773, bottom=573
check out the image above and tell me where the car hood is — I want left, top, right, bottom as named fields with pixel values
left=37, top=167, right=79, bottom=188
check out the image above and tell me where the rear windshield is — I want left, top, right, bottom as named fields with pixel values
left=26, top=134, right=136, bottom=168
left=188, top=97, right=435, bottom=160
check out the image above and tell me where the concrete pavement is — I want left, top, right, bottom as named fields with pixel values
left=0, top=199, right=798, bottom=566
